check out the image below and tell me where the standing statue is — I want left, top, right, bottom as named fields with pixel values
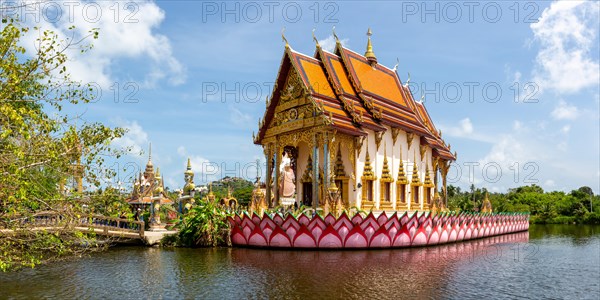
left=279, top=151, right=296, bottom=206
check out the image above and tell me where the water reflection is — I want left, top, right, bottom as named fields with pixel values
left=228, top=232, right=529, bottom=299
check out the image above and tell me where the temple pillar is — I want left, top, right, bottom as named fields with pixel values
left=440, top=160, right=450, bottom=208
left=323, top=133, right=329, bottom=205
left=312, top=133, right=319, bottom=208
left=273, top=139, right=280, bottom=207
left=265, top=144, right=272, bottom=208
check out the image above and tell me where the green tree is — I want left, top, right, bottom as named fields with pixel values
left=0, top=18, right=125, bottom=271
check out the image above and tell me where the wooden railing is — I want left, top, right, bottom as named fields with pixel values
left=4, top=211, right=145, bottom=239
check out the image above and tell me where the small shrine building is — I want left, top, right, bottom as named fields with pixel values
left=253, top=29, right=456, bottom=212
left=127, top=144, right=174, bottom=210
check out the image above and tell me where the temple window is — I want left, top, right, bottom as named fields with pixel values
left=412, top=186, right=420, bottom=203
left=365, top=181, right=374, bottom=201
left=398, top=184, right=406, bottom=203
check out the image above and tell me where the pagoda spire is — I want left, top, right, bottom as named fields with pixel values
left=144, top=142, right=154, bottom=177
left=365, top=28, right=377, bottom=65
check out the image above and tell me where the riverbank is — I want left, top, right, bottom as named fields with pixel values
left=529, top=211, right=600, bottom=225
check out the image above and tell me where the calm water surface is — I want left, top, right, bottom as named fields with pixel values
left=1, top=225, right=599, bottom=299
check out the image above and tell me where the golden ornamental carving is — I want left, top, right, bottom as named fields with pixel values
left=373, top=106, right=383, bottom=119
left=407, top=132, right=415, bottom=149
left=419, top=144, right=426, bottom=160
left=374, top=131, right=384, bottom=150
left=334, top=145, right=347, bottom=178
left=324, top=111, right=335, bottom=126
left=397, top=148, right=408, bottom=185
left=333, top=134, right=355, bottom=173
left=301, top=154, right=314, bottom=182
left=363, top=96, right=374, bottom=110
left=361, top=149, right=377, bottom=181
left=355, top=136, right=366, bottom=155
left=339, top=96, right=361, bottom=123
left=391, top=128, right=400, bottom=145
left=380, top=152, right=394, bottom=183
left=423, top=165, right=434, bottom=188
left=280, top=68, right=305, bottom=104
left=410, top=162, right=422, bottom=186
left=439, top=159, right=450, bottom=177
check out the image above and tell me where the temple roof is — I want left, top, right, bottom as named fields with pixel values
left=255, top=31, right=455, bottom=161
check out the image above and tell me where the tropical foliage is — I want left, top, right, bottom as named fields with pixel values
left=176, top=198, right=232, bottom=247
left=448, top=184, right=600, bottom=224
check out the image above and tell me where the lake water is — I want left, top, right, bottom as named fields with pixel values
left=1, top=225, right=599, bottom=299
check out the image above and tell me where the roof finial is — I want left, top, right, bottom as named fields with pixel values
left=393, top=58, right=399, bottom=73
left=281, top=27, right=289, bottom=48
left=332, top=26, right=340, bottom=43
left=420, top=95, right=425, bottom=103
left=405, top=72, right=411, bottom=86
left=312, top=28, right=320, bottom=48
left=365, top=28, right=377, bottom=64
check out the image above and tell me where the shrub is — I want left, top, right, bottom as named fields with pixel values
left=177, top=199, right=231, bottom=247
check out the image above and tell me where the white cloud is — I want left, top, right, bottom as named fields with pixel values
left=229, top=106, right=253, bottom=127
left=513, top=120, right=523, bottom=131
left=545, top=179, right=556, bottom=187
left=177, top=146, right=186, bottom=156
left=478, top=135, right=529, bottom=169
left=551, top=100, right=580, bottom=120
left=561, top=125, right=571, bottom=134
left=319, top=34, right=349, bottom=52
left=175, top=146, right=217, bottom=184
left=111, top=120, right=148, bottom=156
left=443, top=118, right=474, bottom=137
left=19, top=0, right=185, bottom=88
left=531, top=1, right=600, bottom=94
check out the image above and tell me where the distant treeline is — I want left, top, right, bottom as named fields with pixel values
left=447, top=184, right=600, bottom=224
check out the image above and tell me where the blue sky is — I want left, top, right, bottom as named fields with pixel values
left=8, top=1, right=599, bottom=193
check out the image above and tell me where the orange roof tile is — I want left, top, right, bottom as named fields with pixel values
left=255, top=39, right=455, bottom=161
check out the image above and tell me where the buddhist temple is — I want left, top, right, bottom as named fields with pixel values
left=127, top=144, right=174, bottom=210
left=253, top=29, right=456, bottom=212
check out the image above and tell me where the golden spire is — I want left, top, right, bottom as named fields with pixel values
left=185, top=157, right=193, bottom=175
left=423, top=165, right=434, bottom=187
left=146, top=143, right=153, bottom=167
left=397, top=147, right=408, bottom=184
left=334, top=145, right=346, bottom=177
left=154, top=167, right=163, bottom=195
left=364, top=28, right=377, bottom=64
left=362, top=147, right=376, bottom=180
left=411, top=154, right=421, bottom=187
left=380, top=146, right=393, bottom=182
